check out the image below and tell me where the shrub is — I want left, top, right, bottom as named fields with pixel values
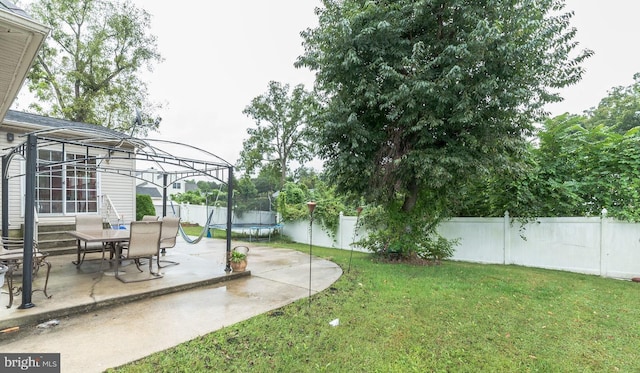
left=136, top=194, right=156, bottom=221
left=357, top=201, right=458, bottom=261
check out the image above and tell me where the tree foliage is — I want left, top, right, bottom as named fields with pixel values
left=587, top=73, right=640, bottom=134
left=239, top=81, right=319, bottom=188
left=536, top=115, right=640, bottom=220
left=277, top=180, right=351, bottom=238
left=296, top=0, right=591, bottom=256
left=459, top=112, right=640, bottom=222
left=25, top=0, right=162, bottom=132
left=171, top=190, right=206, bottom=206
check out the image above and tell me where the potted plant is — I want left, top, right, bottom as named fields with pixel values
left=230, top=246, right=248, bottom=272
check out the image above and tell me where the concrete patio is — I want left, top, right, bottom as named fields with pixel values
left=0, top=236, right=343, bottom=372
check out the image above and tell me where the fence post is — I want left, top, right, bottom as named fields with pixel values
left=503, top=211, right=510, bottom=265
left=600, top=208, right=608, bottom=277
left=338, top=212, right=344, bottom=249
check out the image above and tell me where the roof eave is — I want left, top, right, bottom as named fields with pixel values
left=0, top=7, right=49, bottom=121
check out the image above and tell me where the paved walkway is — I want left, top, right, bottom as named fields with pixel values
left=0, top=238, right=342, bottom=372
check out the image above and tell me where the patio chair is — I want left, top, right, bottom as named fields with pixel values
left=157, top=216, right=181, bottom=268
left=0, top=237, right=52, bottom=308
left=74, top=215, right=108, bottom=267
left=115, top=221, right=162, bottom=283
left=141, top=215, right=159, bottom=221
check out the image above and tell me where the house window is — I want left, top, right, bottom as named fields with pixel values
left=36, top=150, right=98, bottom=214
left=172, top=182, right=181, bottom=189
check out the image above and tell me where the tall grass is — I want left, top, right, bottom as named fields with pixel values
left=110, top=239, right=640, bottom=372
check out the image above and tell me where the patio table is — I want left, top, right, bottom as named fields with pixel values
left=68, top=229, right=130, bottom=270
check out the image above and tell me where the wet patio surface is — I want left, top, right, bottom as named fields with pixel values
left=0, top=237, right=342, bottom=372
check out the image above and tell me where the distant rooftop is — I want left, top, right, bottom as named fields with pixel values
left=136, top=185, right=163, bottom=199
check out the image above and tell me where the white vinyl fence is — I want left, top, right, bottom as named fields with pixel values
left=281, top=211, right=640, bottom=280
left=281, top=213, right=368, bottom=252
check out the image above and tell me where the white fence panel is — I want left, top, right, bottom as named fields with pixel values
left=508, top=217, right=602, bottom=275
left=602, top=220, right=640, bottom=279
left=438, top=217, right=506, bottom=264
left=280, top=214, right=368, bottom=252
left=282, top=220, right=336, bottom=248
left=279, top=211, right=640, bottom=280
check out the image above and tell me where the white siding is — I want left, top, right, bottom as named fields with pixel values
left=0, top=129, right=30, bottom=230
left=100, top=153, right=136, bottom=225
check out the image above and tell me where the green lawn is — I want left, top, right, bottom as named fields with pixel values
left=110, top=236, right=640, bottom=372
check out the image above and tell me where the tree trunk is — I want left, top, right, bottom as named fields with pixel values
left=401, top=178, right=419, bottom=212
left=280, top=158, right=287, bottom=189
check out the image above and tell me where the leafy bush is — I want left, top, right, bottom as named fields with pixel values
left=136, top=194, right=156, bottom=221
left=171, top=190, right=206, bottom=205
left=357, top=200, right=458, bottom=261
left=277, top=181, right=351, bottom=239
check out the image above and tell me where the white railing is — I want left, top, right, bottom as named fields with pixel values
left=101, top=195, right=122, bottom=228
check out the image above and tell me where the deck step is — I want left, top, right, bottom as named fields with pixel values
left=19, top=223, right=78, bottom=255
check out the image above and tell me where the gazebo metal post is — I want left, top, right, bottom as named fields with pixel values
left=2, top=154, right=9, bottom=239
left=20, top=134, right=37, bottom=309
left=162, top=173, right=168, bottom=218
left=225, top=166, right=233, bottom=272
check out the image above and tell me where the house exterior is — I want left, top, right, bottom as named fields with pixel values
left=1, top=110, right=137, bottom=233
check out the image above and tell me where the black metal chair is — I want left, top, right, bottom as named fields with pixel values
left=0, top=237, right=52, bottom=308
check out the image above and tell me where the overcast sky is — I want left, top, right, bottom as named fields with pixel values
left=15, top=1, right=640, bottom=168
left=132, top=0, right=321, bottom=166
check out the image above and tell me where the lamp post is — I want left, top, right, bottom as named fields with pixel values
left=349, top=206, right=363, bottom=273
left=307, top=201, right=316, bottom=308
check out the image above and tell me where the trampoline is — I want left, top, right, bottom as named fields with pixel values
left=208, top=223, right=283, bottom=242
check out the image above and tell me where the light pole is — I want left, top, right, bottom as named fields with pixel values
left=307, top=201, right=316, bottom=308
left=349, top=206, right=363, bottom=273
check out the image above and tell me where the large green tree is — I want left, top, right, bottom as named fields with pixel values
left=239, top=81, right=319, bottom=188
left=25, top=0, right=162, bottom=132
left=586, top=73, right=640, bottom=134
left=297, top=0, right=591, bottom=256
